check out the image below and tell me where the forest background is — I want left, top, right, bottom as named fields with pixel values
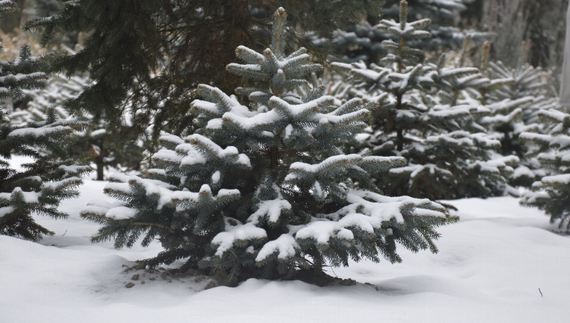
left=2, top=0, right=566, bottom=179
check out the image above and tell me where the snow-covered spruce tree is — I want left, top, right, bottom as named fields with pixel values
left=476, top=45, right=559, bottom=187
left=25, top=0, right=385, bottom=154
left=0, top=0, right=90, bottom=241
left=519, top=108, right=570, bottom=231
left=332, top=1, right=515, bottom=200
left=9, top=74, right=86, bottom=126
left=10, top=73, right=145, bottom=180
left=309, top=0, right=489, bottom=65
left=383, top=0, right=485, bottom=48
left=81, top=8, right=456, bottom=285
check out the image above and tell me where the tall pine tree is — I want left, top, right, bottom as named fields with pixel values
left=81, top=8, right=456, bottom=285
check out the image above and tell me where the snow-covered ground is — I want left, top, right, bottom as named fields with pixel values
left=2, top=172, right=569, bottom=323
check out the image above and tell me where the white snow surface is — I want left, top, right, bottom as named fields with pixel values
left=1, top=179, right=570, bottom=323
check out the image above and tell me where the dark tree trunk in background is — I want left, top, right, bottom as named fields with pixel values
left=462, top=0, right=484, bottom=25
left=482, top=0, right=566, bottom=69
left=1, top=0, right=24, bottom=33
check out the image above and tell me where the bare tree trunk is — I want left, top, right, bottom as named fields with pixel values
left=483, top=0, right=565, bottom=69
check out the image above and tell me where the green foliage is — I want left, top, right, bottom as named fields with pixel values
left=29, top=0, right=80, bottom=45
left=0, top=107, right=90, bottom=240
left=520, top=108, right=570, bottom=230
left=332, top=1, right=516, bottom=200
left=477, top=43, right=559, bottom=187
left=308, top=0, right=490, bottom=65
left=227, top=8, right=321, bottom=105
left=24, top=0, right=385, bottom=149
left=0, top=44, right=53, bottom=100
left=14, top=73, right=145, bottom=180
left=0, top=0, right=89, bottom=241
left=82, top=8, right=456, bottom=285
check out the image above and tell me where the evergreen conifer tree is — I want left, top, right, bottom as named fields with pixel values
left=311, top=0, right=488, bottom=65
left=0, top=0, right=89, bottom=241
left=476, top=45, right=559, bottom=187
left=519, top=108, right=570, bottom=230
left=28, top=0, right=79, bottom=45
left=10, top=73, right=145, bottom=180
left=332, top=1, right=516, bottom=200
left=9, top=74, right=85, bottom=125
left=81, top=8, right=456, bottom=285
left=24, top=0, right=386, bottom=153
left=384, top=0, right=482, bottom=45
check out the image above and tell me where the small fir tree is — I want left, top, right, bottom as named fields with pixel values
left=81, top=8, right=456, bottom=285
left=0, top=0, right=89, bottom=241
left=11, top=73, right=145, bottom=180
left=519, top=108, right=570, bottom=230
left=9, top=73, right=85, bottom=126
left=332, top=1, right=515, bottom=200
left=309, top=0, right=490, bottom=65
left=476, top=41, right=559, bottom=187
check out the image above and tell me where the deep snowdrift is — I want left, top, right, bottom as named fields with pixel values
left=1, top=175, right=569, bottom=323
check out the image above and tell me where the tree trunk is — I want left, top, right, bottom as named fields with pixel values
left=96, top=160, right=104, bottom=181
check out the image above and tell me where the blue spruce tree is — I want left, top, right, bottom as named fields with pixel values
left=476, top=43, right=559, bottom=188
left=332, top=0, right=516, bottom=200
left=309, top=0, right=489, bottom=65
left=520, top=108, right=570, bottom=231
left=0, top=0, right=89, bottom=241
left=81, top=7, right=456, bottom=285
left=10, top=72, right=146, bottom=181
